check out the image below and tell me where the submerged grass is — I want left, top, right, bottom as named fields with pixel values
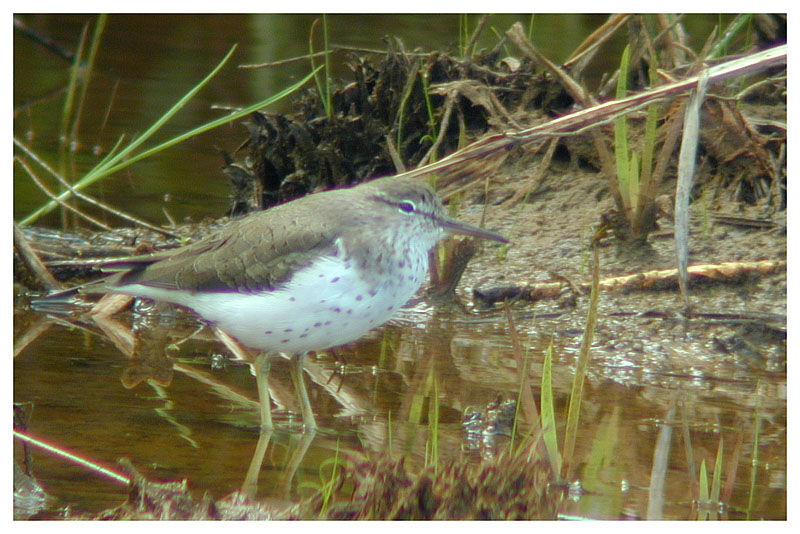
left=509, top=331, right=531, bottom=452
left=317, top=438, right=344, bottom=517
left=747, top=387, right=763, bottom=519
left=709, top=438, right=724, bottom=518
left=581, top=408, right=624, bottom=519
left=426, top=371, right=440, bottom=475
left=697, top=439, right=724, bottom=522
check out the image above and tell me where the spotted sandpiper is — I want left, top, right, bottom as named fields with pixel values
left=73, top=176, right=508, bottom=431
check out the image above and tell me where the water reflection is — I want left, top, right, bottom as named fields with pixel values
left=13, top=292, right=786, bottom=518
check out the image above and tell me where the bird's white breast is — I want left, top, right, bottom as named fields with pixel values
left=114, top=247, right=429, bottom=355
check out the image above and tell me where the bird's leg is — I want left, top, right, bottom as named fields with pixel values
left=290, top=352, right=317, bottom=431
left=241, top=352, right=274, bottom=497
left=242, top=423, right=272, bottom=497
left=214, top=327, right=276, bottom=496
left=254, top=353, right=273, bottom=430
left=212, top=327, right=275, bottom=429
left=279, top=429, right=315, bottom=498
left=90, top=293, right=138, bottom=357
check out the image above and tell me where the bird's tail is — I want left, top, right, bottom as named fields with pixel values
left=29, top=279, right=108, bottom=314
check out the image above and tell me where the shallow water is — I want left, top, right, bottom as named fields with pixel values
left=13, top=292, right=786, bottom=519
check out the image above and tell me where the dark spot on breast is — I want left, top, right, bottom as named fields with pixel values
left=331, top=277, right=340, bottom=283
left=299, top=333, right=308, bottom=338
left=281, top=339, right=290, bottom=343
left=314, top=322, right=323, bottom=327
left=356, top=295, right=363, bottom=301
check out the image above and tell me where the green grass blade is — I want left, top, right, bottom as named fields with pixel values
left=20, top=56, right=321, bottom=226
left=58, top=21, right=89, bottom=143
left=699, top=458, right=709, bottom=500
left=419, top=69, right=438, bottom=161
left=91, top=133, right=127, bottom=170
left=638, top=44, right=659, bottom=192
left=711, top=437, right=723, bottom=503
left=700, top=458, right=708, bottom=502
left=708, top=14, right=754, bottom=59
left=99, top=44, right=238, bottom=172
left=698, top=458, right=709, bottom=520
left=510, top=338, right=533, bottom=451
left=614, top=44, right=632, bottom=211
left=640, top=59, right=659, bottom=180
left=429, top=370, right=440, bottom=475
left=628, top=151, right=640, bottom=214
left=68, top=15, right=107, bottom=143
left=97, top=68, right=321, bottom=176
left=22, top=43, right=237, bottom=223
left=322, top=14, right=332, bottom=117
left=309, top=18, right=324, bottom=110
left=640, top=102, right=659, bottom=184
left=707, top=437, right=724, bottom=519
left=747, top=388, right=762, bottom=519
left=308, top=17, right=332, bottom=118
left=540, top=341, right=561, bottom=475
left=527, top=14, right=535, bottom=41
left=459, top=14, right=468, bottom=57
left=562, top=236, right=601, bottom=478
left=318, top=437, right=343, bottom=517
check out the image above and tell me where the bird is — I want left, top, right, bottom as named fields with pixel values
left=38, top=175, right=508, bottom=432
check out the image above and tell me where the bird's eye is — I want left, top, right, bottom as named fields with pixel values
left=397, top=201, right=416, bottom=213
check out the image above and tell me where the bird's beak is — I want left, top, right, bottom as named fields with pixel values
left=438, top=216, right=509, bottom=243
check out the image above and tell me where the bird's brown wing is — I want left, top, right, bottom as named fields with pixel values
left=103, top=194, right=346, bottom=293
